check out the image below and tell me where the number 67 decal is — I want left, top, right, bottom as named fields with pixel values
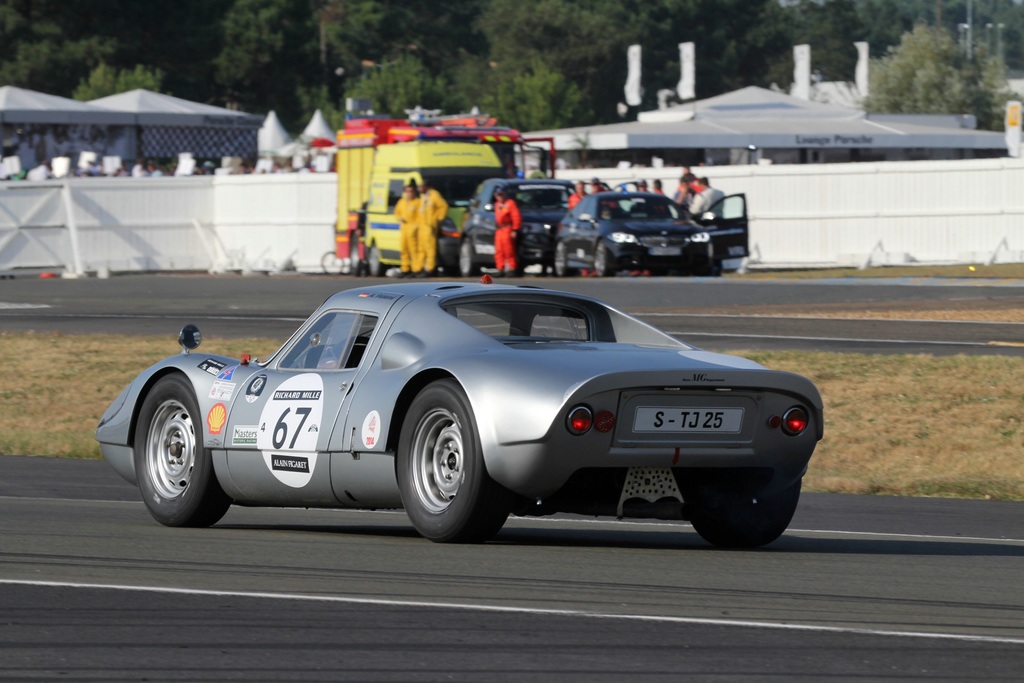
left=257, top=374, right=324, bottom=455
left=267, top=406, right=312, bottom=449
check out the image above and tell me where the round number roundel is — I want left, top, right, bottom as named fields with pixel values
left=257, top=373, right=324, bottom=488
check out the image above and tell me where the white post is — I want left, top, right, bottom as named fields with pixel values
left=60, top=181, right=85, bottom=277
left=191, top=218, right=227, bottom=274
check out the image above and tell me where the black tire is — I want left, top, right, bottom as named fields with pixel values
left=366, top=243, right=384, bottom=278
left=133, top=374, right=231, bottom=527
left=459, top=240, right=480, bottom=277
left=553, top=241, right=575, bottom=278
left=347, top=229, right=364, bottom=276
left=593, top=242, right=612, bottom=277
left=397, top=379, right=513, bottom=543
left=688, top=478, right=802, bottom=548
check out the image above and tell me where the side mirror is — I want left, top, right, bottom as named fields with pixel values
left=178, top=324, right=201, bottom=353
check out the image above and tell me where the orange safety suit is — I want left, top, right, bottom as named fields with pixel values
left=415, top=188, right=448, bottom=273
left=393, top=193, right=420, bottom=275
left=494, top=197, right=521, bottom=273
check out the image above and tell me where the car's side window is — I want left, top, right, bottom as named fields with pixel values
left=387, top=180, right=406, bottom=211
left=345, top=315, right=378, bottom=368
left=277, top=312, right=379, bottom=371
left=715, top=195, right=746, bottom=221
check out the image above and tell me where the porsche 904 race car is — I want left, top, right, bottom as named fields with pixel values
left=96, top=281, right=823, bottom=548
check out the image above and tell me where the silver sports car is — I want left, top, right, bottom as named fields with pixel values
left=97, top=280, right=823, bottom=548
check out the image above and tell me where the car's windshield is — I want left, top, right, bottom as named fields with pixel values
left=510, top=185, right=569, bottom=210
left=595, top=195, right=682, bottom=220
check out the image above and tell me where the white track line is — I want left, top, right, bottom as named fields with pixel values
left=2, top=579, right=1022, bottom=645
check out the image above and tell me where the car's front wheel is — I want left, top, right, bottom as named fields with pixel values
left=553, top=241, right=575, bottom=277
left=459, top=240, right=480, bottom=277
left=687, top=477, right=801, bottom=548
left=397, top=379, right=512, bottom=543
left=134, top=374, right=231, bottom=527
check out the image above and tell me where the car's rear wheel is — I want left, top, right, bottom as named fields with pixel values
left=366, top=243, right=384, bottom=277
left=459, top=240, right=480, bottom=277
left=134, top=374, right=231, bottom=527
left=397, top=379, right=512, bottom=543
left=687, top=477, right=801, bottom=548
left=593, top=242, right=612, bottom=277
left=553, top=241, right=575, bottom=277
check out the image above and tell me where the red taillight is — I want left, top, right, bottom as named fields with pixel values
left=594, top=410, right=616, bottom=433
left=781, top=407, right=809, bottom=436
left=566, top=406, right=593, bottom=435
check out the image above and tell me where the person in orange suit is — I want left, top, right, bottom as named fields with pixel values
left=568, top=180, right=586, bottom=209
left=493, top=186, right=521, bottom=277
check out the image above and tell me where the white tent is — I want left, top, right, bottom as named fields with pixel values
left=88, top=89, right=261, bottom=159
left=89, top=89, right=262, bottom=128
left=0, top=85, right=132, bottom=124
left=301, top=109, right=335, bottom=142
left=258, top=110, right=294, bottom=155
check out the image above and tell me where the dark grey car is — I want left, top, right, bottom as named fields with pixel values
left=459, top=178, right=574, bottom=276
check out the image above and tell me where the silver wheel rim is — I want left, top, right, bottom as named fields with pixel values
left=555, top=243, right=566, bottom=276
left=145, top=399, right=196, bottom=500
left=459, top=242, right=472, bottom=276
left=411, top=407, right=464, bottom=513
left=369, top=245, right=380, bottom=275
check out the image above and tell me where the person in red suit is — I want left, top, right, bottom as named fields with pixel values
left=493, top=186, right=522, bottom=277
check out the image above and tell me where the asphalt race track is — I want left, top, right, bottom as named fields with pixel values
left=2, top=271, right=1024, bottom=355
left=1, top=455, right=1023, bottom=681
left=3, top=273, right=1024, bottom=679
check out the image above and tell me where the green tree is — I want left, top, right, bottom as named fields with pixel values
left=487, top=60, right=583, bottom=131
left=0, top=0, right=114, bottom=95
left=347, top=53, right=449, bottom=117
left=72, top=64, right=165, bottom=100
left=214, top=0, right=319, bottom=128
left=318, top=0, right=488, bottom=115
left=864, top=24, right=1010, bottom=130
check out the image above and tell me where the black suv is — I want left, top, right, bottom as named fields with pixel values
left=459, top=178, right=574, bottom=276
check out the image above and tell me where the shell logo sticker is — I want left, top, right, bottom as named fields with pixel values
left=257, top=373, right=324, bottom=488
left=206, top=403, right=227, bottom=435
left=361, top=410, right=381, bottom=448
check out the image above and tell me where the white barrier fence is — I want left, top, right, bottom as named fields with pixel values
left=2, top=157, right=1023, bottom=276
left=0, top=175, right=337, bottom=275
left=562, top=157, right=1024, bottom=268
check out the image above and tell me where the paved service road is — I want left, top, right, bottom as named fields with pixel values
left=1, top=456, right=1023, bottom=680
left=2, top=273, right=1024, bottom=355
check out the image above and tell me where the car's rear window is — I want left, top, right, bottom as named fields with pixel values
left=445, top=301, right=590, bottom=341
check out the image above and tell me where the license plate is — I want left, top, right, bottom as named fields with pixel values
left=476, top=244, right=495, bottom=255
left=633, top=407, right=744, bottom=433
left=648, top=246, right=681, bottom=256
